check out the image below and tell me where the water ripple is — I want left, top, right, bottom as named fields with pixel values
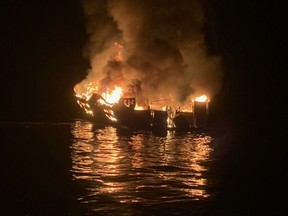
left=70, top=120, right=221, bottom=214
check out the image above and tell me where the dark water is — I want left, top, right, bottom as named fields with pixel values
left=0, top=121, right=230, bottom=215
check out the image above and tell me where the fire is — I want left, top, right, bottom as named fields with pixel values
left=101, top=86, right=123, bottom=104
left=135, top=105, right=144, bottom=110
left=73, top=41, right=212, bottom=126
left=195, top=95, right=209, bottom=102
left=75, top=83, right=123, bottom=119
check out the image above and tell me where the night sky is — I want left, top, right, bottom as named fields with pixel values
left=0, top=0, right=88, bottom=121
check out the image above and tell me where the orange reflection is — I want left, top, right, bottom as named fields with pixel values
left=71, top=121, right=214, bottom=209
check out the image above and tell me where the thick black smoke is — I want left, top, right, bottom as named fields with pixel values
left=76, top=0, right=222, bottom=106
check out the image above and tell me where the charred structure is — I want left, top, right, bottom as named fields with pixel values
left=76, top=93, right=209, bottom=131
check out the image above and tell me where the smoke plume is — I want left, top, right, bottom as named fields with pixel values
left=76, top=0, right=222, bottom=106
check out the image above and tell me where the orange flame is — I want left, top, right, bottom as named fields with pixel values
left=195, top=95, right=209, bottom=102
left=135, top=105, right=144, bottom=110
left=101, top=86, right=123, bottom=104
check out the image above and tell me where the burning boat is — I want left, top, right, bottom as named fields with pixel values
left=72, top=0, right=223, bottom=132
left=75, top=86, right=209, bottom=131
left=74, top=43, right=211, bottom=131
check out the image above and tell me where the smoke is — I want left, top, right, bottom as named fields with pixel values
left=76, top=0, right=222, bottom=106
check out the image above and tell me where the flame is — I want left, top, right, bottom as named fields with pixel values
left=76, top=99, right=94, bottom=116
left=195, top=95, right=209, bottom=102
left=73, top=40, right=211, bottom=123
left=73, top=42, right=125, bottom=120
left=74, top=82, right=99, bottom=101
left=74, top=39, right=213, bottom=126
left=103, top=109, right=117, bottom=122
left=135, top=105, right=144, bottom=110
left=101, top=86, right=123, bottom=104
left=75, top=85, right=123, bottom=120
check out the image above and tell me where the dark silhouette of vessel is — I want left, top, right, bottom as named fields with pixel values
left=76, top=93, right=209, bottom=131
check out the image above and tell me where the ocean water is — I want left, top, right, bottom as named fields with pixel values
left=0, top=121, right=231, bottom=215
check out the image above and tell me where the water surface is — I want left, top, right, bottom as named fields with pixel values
left=0, top=121, right=228, bottom=215
left=71, top=120, right=226, bottom=215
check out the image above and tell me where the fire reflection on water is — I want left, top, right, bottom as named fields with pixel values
left=71, top=120, right=215, bottom=212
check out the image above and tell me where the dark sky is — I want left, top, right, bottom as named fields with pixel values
left=210, top=1, right=285, bottom=126
left=0, top=0, right=88, bottom=121
left=0, top=0, right=285, bottom=123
